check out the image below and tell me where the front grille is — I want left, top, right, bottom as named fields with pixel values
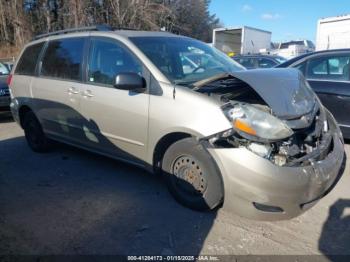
left=277, top=105, right=333, bottom=167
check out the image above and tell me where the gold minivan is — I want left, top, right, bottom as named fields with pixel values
left=9, top=26, right=345, bottom=220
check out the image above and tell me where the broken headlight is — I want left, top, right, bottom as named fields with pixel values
left=224, top=103, right=294, bottom=142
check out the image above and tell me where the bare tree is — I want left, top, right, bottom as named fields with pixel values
left=0, top=0, right=220, bottom=57
left=0, top=0, right=9, bottom=42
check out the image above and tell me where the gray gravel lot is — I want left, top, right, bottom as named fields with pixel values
left=0, top=111, right=349, bottom=258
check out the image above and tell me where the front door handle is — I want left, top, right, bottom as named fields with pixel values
left=82, top=90, right=94, bottom=97
left=68, top=87, right=79, bottom=94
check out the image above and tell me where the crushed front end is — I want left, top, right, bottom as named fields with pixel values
left=196, top=69, right=345, bottom=220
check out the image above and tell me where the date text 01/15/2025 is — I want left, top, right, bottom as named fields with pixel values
left=127, top=255, right=220, bottom=261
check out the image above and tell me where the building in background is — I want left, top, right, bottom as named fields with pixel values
left=316, top=14, right=350, bottom=51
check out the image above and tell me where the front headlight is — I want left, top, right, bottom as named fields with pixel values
left=224, top=103, right=294, bottom=141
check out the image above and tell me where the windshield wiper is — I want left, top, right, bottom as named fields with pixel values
left=173, top=80, right=196, bottom=87
left=173, top=72, right=232, bottom=89
left=192, top=73, right=231, bottom=90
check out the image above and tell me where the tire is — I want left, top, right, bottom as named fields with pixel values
left=162, top=137, right=224, bottom=211
left=23, top=111, right=51, bottom=153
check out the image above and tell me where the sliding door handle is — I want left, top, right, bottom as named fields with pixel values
left=68, top=87, right=79, bottom=94
left=82, top=90, right=94, bottom=97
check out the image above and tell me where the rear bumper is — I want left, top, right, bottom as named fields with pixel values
left=10, top=98, right=21, bottom=125
left=0, top=95, right=10, bottom=108
left=208, top=111, right=345, bottom=220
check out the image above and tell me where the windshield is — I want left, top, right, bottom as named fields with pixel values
left=0, top=62, right=9, bottom=75
left=130, top=36, right=244, bottom=86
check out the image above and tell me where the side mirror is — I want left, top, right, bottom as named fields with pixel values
left=114, top=72, right=146, bottom=91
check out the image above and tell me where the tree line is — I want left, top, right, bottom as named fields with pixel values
left=0, top=0, right=220, bottom=58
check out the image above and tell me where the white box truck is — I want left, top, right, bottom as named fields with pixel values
left=270, top=40, right=315, bottom=59
left=316, top=14, right=350, bottom=51
left=212, top=26, right=271, bottom=56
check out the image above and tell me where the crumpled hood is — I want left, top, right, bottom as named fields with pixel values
left=231, top=68, right=316, bottom=119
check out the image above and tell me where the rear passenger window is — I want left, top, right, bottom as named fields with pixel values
left=238, top=58, right=256, bottom=69
left=0, top=62, right=9, bottom=75
left=257, top=58, right=277, bottom=68
left=15, top=42, right=45, bottom=76
left=41, top=38, right=85, bottom=81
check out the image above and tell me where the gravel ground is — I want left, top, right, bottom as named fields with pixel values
left=0, top=112, right=349, bottom=258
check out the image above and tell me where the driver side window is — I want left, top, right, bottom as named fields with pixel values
left=88, top=38, right=143, bottom=86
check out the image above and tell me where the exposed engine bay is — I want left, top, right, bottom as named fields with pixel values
left=196, top=75, right=334, bottom=167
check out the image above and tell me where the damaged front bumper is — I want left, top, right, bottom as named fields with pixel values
left=207, top=110, right=345, bottom=220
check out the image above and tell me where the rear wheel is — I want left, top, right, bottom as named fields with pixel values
left=23, top=111, right=51, bottom=153
left=162, top=138, right=223, bottom=211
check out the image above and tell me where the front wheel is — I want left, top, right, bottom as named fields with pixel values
left=162, top=138, right=224, bottom=211
left=23, top=111, right=51, bottom=153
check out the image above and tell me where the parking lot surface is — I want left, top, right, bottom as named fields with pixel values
left=0, top=112, right=349, bottom=257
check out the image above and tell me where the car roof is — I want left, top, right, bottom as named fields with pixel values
left=113, top=30, right=179, bottom=38
left=24, top=28, right=190, bottom=51
left=27, top=28, right=190, bottom=48
left=33, top=26, right=184, bottom=40
left=277, top=48, right=350, bottom=67
left=233, top=54, right=283, bottom=59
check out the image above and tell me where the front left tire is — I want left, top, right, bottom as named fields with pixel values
left=162, top=137, right=224, bottom=211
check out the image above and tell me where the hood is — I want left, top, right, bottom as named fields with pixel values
left=0, top=75, right=8, bottom=89
left=230, top=68, right=316, bottom=120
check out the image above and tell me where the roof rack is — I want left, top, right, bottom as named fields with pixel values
left=33, top=25, right=136, bottom=40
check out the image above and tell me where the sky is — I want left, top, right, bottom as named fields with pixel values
left=209, top=0, right=350, bottom=43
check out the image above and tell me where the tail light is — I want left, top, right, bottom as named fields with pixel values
left=7, top=74, right=13, bottom=86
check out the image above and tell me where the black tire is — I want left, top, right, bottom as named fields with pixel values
left=162, top=137, right=224, bottom=211
left=23, top=111, right=51, bottom=153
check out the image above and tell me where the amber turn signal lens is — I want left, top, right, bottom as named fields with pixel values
left=234, top=119, right=257, bottom=136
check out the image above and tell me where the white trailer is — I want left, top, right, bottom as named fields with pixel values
left=212, top=26, right=271, bottom=56
left=316, top=14, right=350, bottom=51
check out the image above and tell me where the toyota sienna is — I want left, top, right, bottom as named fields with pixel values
left=8, top=26, right=345, bottom=220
